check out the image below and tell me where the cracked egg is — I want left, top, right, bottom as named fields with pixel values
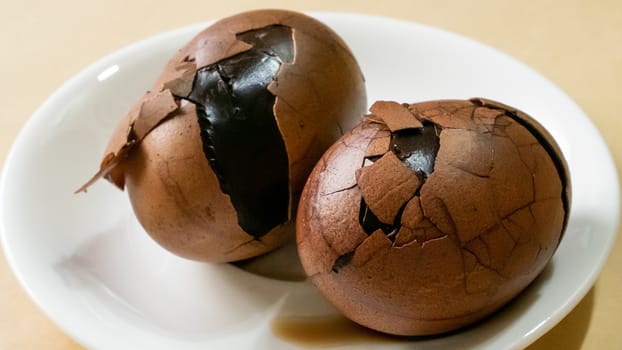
left=296, top=98, right=570, bottom=336
left=77, top=9, right=366, bottom=262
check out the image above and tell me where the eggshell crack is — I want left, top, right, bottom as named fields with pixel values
left=296, top=98, right=570, bottom=336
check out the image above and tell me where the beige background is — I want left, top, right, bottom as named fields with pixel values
left=1, top=0, right=620, bottom=348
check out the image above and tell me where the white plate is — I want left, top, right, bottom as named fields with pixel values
left=1, top=12, right=619, bottom=350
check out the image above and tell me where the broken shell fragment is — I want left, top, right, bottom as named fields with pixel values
left=79, top=9, right=367, bottom=262
left=296, top=98, right=570, bottom=336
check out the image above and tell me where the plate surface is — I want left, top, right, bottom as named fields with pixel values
left=1, top=12, right=619, bottom=350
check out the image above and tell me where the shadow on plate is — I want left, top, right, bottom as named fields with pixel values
left=262, top=260, right=558, bottom=348
left=54, top=212, right=588, bottom=348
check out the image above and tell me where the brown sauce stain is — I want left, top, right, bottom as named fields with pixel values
left=271, top=315, right=411, bottom=347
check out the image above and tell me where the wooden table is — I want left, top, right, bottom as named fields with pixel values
left=1, top=1, right=620, bottom=348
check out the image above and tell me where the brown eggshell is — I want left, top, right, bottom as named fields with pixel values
left=297, top=98, right=570, bottom=336
left=149, top=9, right=367, bottom=198
left=124, top=103, right=292, bottom=261
left=82, top=10, right=367, bottom=262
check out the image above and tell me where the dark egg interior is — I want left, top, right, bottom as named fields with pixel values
left=187, top=25, right=293, bottom=238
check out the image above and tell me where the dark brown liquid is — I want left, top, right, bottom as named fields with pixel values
left=271, top=315, right=408, bottom=347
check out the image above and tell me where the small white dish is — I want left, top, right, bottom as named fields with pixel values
left=1, top=12, right=619, bottom=350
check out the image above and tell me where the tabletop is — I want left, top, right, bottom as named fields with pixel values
left=1, top=0, right=620, bottom=349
